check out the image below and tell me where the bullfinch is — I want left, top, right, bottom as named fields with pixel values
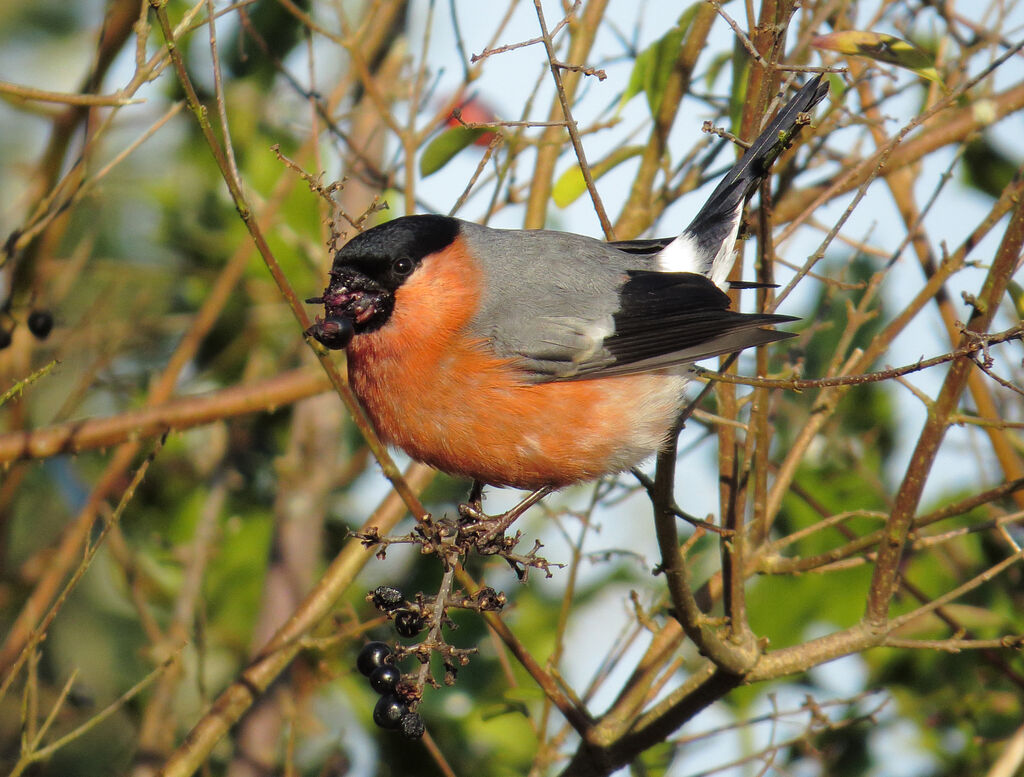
left=307, top=76, right=829, bottom=491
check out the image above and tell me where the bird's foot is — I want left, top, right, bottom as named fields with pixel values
left=457, top=480, right=487, bottom=523
left=458, top=481, right=485, bottom=522
left=457, top=486, right=552, bottom=546
left=452, top=486, right=560, bottom=580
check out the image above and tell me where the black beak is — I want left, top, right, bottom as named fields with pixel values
left=306, top=316, right=354, bottom=350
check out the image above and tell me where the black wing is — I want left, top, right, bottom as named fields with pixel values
left=562, top=270, right=796, bottom=380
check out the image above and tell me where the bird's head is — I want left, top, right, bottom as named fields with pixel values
left=306, top=214, right=458, bottom=349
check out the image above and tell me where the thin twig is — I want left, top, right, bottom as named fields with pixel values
left=0, top=80, right=143, bottom=106
left=470, top=2, right=578, bottom=63
left=532, top=0, right=614, bottom=239
left=693, top=325, right=1023, bottom=390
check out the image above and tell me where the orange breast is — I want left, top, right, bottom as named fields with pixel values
left=346, top=237, right=685, bottom=489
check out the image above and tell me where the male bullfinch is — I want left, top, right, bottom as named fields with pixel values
left=307, top=76, right=829, bottom=491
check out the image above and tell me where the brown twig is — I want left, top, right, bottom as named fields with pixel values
left=693, top=324, right=1023, bottom=389
left=865, top=191, right=1024, bottom=629
left=148, top=0, right=427, bottom=522
left=532, top=0, right=613, bottom=239
left=0, top=368, right=329, bottom=462
left=157, top=463, right=435, bottom=777
left=523, top=0, right=609, bottom=230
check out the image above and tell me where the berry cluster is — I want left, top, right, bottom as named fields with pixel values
left=371, top=585, right=427, bottom=637
left=356, top=641, right=425, bottom=740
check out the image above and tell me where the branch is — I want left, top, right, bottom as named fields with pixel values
left=771, top=64, right=1024, bottom=229
left=613, top=3, right=716, bottom=239
left=651, top=428, right=759, bottom=675
left=693, top=325, right=1023, bottom=390
left=0, top=369, right=329, bottom=463
left=759, top=481, right=1024, bottom=574
left=157, top=463, right=435, bottom=777
left=0, top=79, right=142, bottom=106
left=147, top=0, right=427, bottom=521
left=865, top=182, right=1024, bottom=628
left=532, top=0, right=613, bottom=238
left=886, top=547, right=1024, bottom=633
left=523, top=0, right=608, bottom=229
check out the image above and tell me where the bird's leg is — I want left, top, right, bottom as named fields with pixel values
left=457, top=480, right=487, bottom=521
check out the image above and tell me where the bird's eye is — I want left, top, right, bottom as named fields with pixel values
left=392, top=256, right=415, bottom=276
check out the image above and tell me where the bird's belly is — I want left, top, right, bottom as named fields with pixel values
left=348, top=335, right=686, bottom=489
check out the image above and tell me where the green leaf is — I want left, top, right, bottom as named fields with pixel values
left=703, top=50, right=732, bottom=92
left=420, top=126, right=490, bottom=177
left=729, top=41, right=750, bottom=132
left=619, top=3, right=701, bottom=117
left=812, top=31, right=944, bottom=86
left=552, top=145, right=644, bottom=208
left=635, top=740, right=676, bottom=777
left=641, top=26, right=685, bottom=118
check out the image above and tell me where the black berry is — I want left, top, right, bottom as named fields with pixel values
left=27, top=310, right=53, bottom=339
left=371, top=585, right=405, bottom=612
left=369, top=664, right=400, bottom=695
left=372, top=694, right=408, bottom=729
left=310, top=316, right=353, bottom=350
left=0, top=329, right=10, bottom=350
left=399, top=711, right=426, bottom=740
left=356, top=641, right=392, bottom=677
left=394, top=610, right=425, bottom=638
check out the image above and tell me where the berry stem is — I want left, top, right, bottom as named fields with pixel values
left=413, top=556, right=458, bottom=695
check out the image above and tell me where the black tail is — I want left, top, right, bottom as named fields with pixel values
left=677, top=75, right=829, bottom=282
left=687, top=76, right=829, bottom=238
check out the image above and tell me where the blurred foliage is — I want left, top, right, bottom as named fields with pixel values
left=224, top=0, right=313, bottom=84
left=962, top=134, right=1019, bottom=200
